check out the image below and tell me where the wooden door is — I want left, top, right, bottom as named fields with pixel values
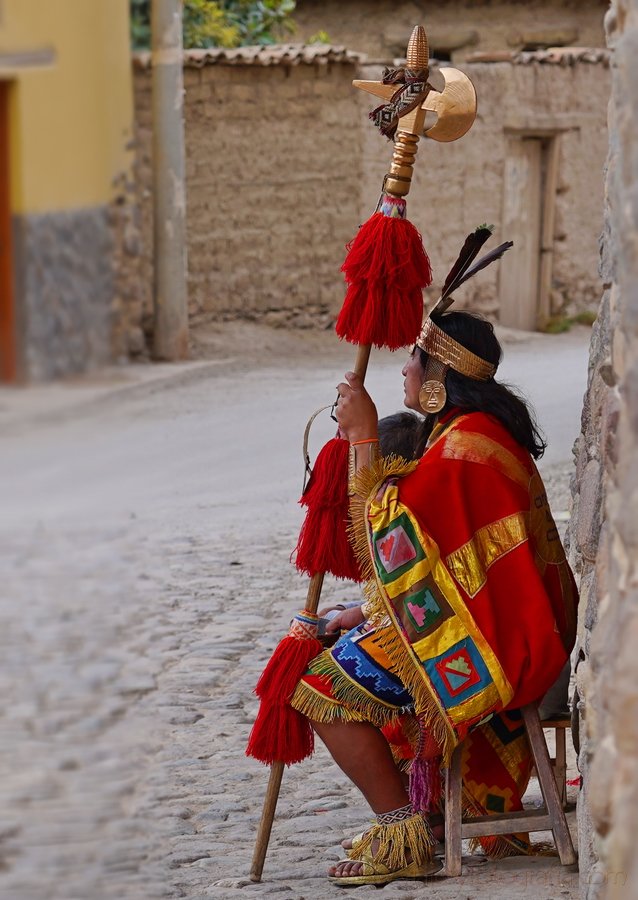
left=498, top=138, right=543, bottom=331
left=0, top=81, right=15, bottom=382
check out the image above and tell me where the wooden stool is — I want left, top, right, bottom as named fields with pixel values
left=541, top=715, right=570, bottom=808
left=443, top=704, right=577, bottom=876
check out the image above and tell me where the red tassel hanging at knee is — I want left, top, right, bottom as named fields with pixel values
left=336, top=196, right=433, bottom=350
left=247, top=699, right=314, bottom=767
left=292, top=437, right=362, bottom=582
left=246, top=612, right=323, bottom=766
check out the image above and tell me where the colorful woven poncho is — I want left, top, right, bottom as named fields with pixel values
left=290, top=409, right=577, bottom=855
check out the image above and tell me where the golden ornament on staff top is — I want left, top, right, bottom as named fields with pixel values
left=353, top=25, right=478, bottom=197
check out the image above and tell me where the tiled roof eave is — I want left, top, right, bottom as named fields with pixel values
left=132, top=44, right=364, bottom=70
left=465, top=47, right=610, bottom=67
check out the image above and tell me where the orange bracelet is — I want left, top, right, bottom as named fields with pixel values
left=350, top=438, right=379, bottom=446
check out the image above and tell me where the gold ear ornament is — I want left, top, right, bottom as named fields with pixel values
left=418, top=358, right=448, bottom=414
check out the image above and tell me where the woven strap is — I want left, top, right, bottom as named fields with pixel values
left=377, top=803, right=413, bottom=825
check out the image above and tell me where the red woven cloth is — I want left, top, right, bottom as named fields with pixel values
left=398, top=410, right=578, bottom=713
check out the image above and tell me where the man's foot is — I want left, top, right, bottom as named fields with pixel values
left=328, top=858, right=368, bottom=879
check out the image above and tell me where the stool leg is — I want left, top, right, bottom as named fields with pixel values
left=554, top=726, right=567, bottom=808
left=522, top=706, right=576, bottom=865
left=444, top=744, right=463, bottom=876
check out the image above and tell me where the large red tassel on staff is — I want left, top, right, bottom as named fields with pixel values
left=293, top=190, right=432, bottom=584
left=337, top=194, right=432, bottom=350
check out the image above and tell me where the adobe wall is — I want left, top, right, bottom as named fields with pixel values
left=113, top=53, right=361, bottom=359
left=293, top=0, right=606, bottom=62
left=569, top=1, right=638, bottom=897
left=117, top=50, right=609, bottom=357
left=356, top=54, right=610, bottom=319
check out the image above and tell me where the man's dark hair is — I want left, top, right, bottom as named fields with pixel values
left=415, top=310, right=547, bottom=459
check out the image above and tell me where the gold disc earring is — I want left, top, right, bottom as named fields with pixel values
left=419, top=379, right=446, bottom=413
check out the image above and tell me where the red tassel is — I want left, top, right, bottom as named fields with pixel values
left=293, top=437, right=361, bottom=581
left=246, top=625, right=323, bottom=766
left=246, top=696, right=314, bottom=766
left=336, top=212, right=432, bottom=349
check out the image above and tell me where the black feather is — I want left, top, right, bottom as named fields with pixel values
left=441, top=225, right=493, bottom=299
left=429, top=233, right=514, bottom=318
left=452, top=241, right=514, bottom=290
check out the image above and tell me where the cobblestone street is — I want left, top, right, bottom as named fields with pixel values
left=0, top=325, right=588, bottom=900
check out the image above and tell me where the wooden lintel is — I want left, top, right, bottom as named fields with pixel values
left=503, top=113, right=591, bottom=134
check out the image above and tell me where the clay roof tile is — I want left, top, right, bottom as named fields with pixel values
left=133, top=44, right=363, bottom=70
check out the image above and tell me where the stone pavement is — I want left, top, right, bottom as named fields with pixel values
left=0, top=518, right=580, bottom=900
left=0, top=324, right=588, bottom=900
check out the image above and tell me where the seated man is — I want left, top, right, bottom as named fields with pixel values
left=289, top=311, right=578, bottom=887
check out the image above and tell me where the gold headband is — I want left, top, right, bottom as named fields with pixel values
left=415, top=318, right=497, bottom=381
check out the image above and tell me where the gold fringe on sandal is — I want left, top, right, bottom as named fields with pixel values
left=342, top=810, right=446, bottom=857
left=329, top=806, right=442, bottom=887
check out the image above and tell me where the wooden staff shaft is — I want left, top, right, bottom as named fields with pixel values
left=250, top=344, right=372, bottom=882
left=352, top=343, right=372, bottom=384
left=250, top=761, right=284, bottom=882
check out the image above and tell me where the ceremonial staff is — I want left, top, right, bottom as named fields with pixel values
left=246, top=25, right=478, bottom=882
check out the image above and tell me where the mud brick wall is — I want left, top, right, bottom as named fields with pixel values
left=356, top=55, right=610, bottom=322
left=294, top=0, right=606, bottom=62
left=114, top=47, right=610, bottom=357
left=113, top=55, right=361, bottom=358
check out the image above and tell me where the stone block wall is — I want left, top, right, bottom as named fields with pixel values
left=14, top=208, right=114, bottom=381
left=569, top=2, right=638, bottom=897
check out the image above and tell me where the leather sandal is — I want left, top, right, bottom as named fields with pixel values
left=330, top=811, right=441, bottom=886
left=328, top=846, right=442, bottom=886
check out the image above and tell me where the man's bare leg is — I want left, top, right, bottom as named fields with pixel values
left=311, top=718, right=416, bottom=879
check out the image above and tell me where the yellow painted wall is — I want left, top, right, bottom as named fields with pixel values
left=0, top=0, right=133, bottom=214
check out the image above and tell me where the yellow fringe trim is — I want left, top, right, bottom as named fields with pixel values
left=388, top=714, right=422, bottom=769
left=348, top=456, right=457, bottom=764
left=290, top=680, right=366, bottom=724
left=289, top=651, right=405, bottom=727
left=348, top=453, right=418, bottom=589
left=346, top=812, right=434, bottom=870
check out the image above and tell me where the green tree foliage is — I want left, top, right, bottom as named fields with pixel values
left=220, top=0, right=295, bottom=46
left=183, top=0, right=239, bottom=47
left=130, top=0, right=296, bottom=51
left=308, top=30, right=331, bottom=44
left=130, top=0, right=152, bottom=48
